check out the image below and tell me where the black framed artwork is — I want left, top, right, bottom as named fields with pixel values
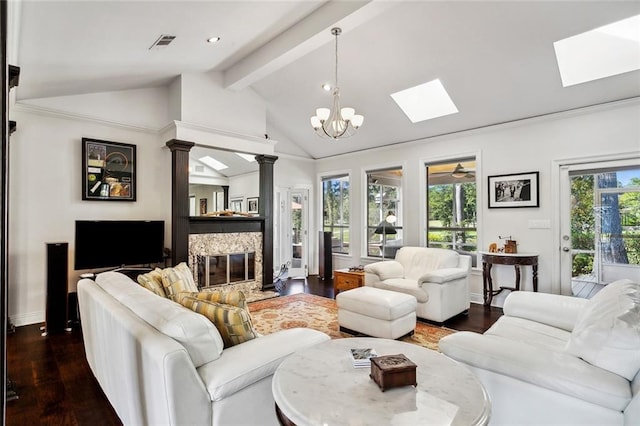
left=488, top=171, right=539, bottom=208
left=247, top=197, right=259, bottom=214
left=82, top=138, right=136, bottom=201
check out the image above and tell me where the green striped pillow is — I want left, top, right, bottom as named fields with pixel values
left=161, top=262, right=198, bottom=301
left=176, top=289, right=247, bottom=310
left=137, top=268, right=166, bottom=298
left=180, top=296, right=257, bottom=348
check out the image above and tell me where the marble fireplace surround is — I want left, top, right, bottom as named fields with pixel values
left=189, top=232, right=263, bottom=294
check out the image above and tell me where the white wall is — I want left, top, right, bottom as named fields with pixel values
left=9, top=108, right=171, bottom=326
left=179, top=72, right=266, bottom=137
left=312, top=100, right=640, bottom=305
left=229, top=172, right=260, bottom=205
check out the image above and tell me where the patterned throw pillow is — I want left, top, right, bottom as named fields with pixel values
left=180, top=296, right=257, bottom=348
left=161, top=262, right=198, bottom=301
left=176, top=289, right=248, bottom=310
left=137, top=268, right=166, bottom=298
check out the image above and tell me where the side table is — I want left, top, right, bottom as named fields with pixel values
left=333, top=269, right=365, bottom=294
left=480, top=251, right=538, bottom=306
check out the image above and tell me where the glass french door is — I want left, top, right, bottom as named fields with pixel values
left=289, top=189, right=308, bottom=278
left=560, top=162, right=640, bottom=297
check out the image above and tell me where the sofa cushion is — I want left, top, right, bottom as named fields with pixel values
left=486, top=316, right=572, bottom=353
left=565, top=279, right=640, bottom=380
left=372, top=279, right=429, bottom=303
left=96, top=271, right=224, bottom=367
left=161, top=262, right=198, bottom=300
left=137, top=268, right=166, bottom=298
left=180, top=296, right=257, bottom=348
left=396, top=247, right=460, bottom=280
left=440, top=331, right=632, bottom=411
left=197, top=328, right=330, bottom=401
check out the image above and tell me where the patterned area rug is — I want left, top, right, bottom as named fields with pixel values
left=248, top=293, right=456, bottom=351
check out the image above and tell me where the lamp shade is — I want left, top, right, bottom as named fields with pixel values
left=374, top=221, right=397, bottom=235
left=310, top=116, right=322, bottom=129
left=316, top=108, right=330, bottom=121
left=351, top=114, right=364, bottom=128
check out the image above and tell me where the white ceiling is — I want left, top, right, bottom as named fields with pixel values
left=11, top=0, right=640, bottom=162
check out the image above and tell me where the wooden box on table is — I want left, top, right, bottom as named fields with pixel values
left=369, top=354, right=417, bottom=391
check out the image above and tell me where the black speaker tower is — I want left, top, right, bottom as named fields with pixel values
left=43, top=242, right=69, bottom=336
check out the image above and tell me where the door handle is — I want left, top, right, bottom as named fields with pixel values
left=562, top=247, right=570, bottom=252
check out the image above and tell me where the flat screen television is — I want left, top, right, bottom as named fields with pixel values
left=74, top=220, right=165, bottom=270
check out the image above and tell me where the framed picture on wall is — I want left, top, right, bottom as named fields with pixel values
left=82, top=138, right=136, bottom=201
left=200, top=198, right=208, bottom=215
left=488, top=171, right=539, bottom=208
left=230, top=198, right=243, bottom=212
left=247, top=197, right=259, bottom=214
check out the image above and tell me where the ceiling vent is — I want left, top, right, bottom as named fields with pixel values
left=149, top=34, right=176, bottom=50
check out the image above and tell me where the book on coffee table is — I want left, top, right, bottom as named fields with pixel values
left=349, top=348, right=378, bottom=368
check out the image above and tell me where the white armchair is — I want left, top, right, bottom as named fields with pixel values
left=364, top=247, right=471, bottom=322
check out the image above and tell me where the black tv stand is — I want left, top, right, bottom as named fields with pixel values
left=113, top=266, right=153, bottom=280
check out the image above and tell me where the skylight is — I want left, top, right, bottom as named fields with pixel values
left=390, top=79, right=458, bottom=123
left=553, top=14, right=640, bottom=87
left=199, top=156, right=228, bottom=171
left=235, top=152, right=256, bottom=162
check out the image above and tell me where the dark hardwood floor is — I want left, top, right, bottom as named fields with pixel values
left=6, top=275, right=502, bottom=425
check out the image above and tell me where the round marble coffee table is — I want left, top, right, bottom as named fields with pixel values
left=272, top=337, right=490, bottom=426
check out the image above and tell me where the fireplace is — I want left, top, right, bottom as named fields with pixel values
left=188, top=231, right=263, bottom=293
left=197, top=252, right=256, bottom=288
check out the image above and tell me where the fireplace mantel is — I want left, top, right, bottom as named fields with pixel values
left=189, top=216, right=264, bottom=234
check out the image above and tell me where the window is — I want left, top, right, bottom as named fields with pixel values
left=322, top=174, right=350, bottom=254
left=426, top=159, right=477, bottom=265
left=366, top=167, right=403, bottom=258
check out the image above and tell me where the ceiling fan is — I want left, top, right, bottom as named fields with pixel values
left=450, top=163, right=475, bottom=178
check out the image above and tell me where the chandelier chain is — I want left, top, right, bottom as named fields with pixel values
left=334, top=29, right=339, bottom=90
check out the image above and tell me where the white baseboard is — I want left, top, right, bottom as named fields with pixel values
left=10, top=311, right=44, bottom=327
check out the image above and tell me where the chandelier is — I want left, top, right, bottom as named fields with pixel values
left=310, top=27, right=364, bottom=139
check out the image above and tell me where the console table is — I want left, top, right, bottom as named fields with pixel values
left=480, top=251, right=538, bottom=306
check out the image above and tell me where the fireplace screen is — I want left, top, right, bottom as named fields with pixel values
left=197, top=252, right=255, bottom=288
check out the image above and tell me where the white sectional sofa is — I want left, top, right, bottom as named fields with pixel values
left=77, top=271, right=330, bottom=425
left=439, top=279, right=640, bottom=426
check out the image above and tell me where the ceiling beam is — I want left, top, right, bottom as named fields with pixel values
left=223, top=0, right=396, bottom=90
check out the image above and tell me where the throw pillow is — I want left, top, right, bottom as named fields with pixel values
left=161, top=262, right=198, bottom=301
left=565, top=279, right=640, bottom=380
left=137, top=268, right=166, bottom=298
left=180, top=296, right=257, bottom=348
left=176, top=289, right=248, bottom=310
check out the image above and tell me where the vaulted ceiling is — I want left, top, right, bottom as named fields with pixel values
left=10, top=1, right=640, bottom=162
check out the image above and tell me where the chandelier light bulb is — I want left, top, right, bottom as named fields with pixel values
left=310, top=27, right=363, bottom=140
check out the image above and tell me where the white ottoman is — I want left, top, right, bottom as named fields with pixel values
left=336, top=286, right=417, bottom=339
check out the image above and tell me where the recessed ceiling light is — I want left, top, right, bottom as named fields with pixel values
left=390, top=79, right=458, bottom=123
left=207, top=36, right=221, bottom=44
left=554, top=14, right=640, bottom=87
left=322, top=83, right=332, bottom=91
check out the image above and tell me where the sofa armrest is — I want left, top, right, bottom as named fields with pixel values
left=503, top=291, right=588, bottom=332
left=364, top=260, right=404, bottom=281
left=418, top=268, right=468, bottom=284
left=197, top=328, right=329, bottom=401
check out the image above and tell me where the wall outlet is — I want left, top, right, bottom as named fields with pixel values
left=528, top=219, right=551, bottom=229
